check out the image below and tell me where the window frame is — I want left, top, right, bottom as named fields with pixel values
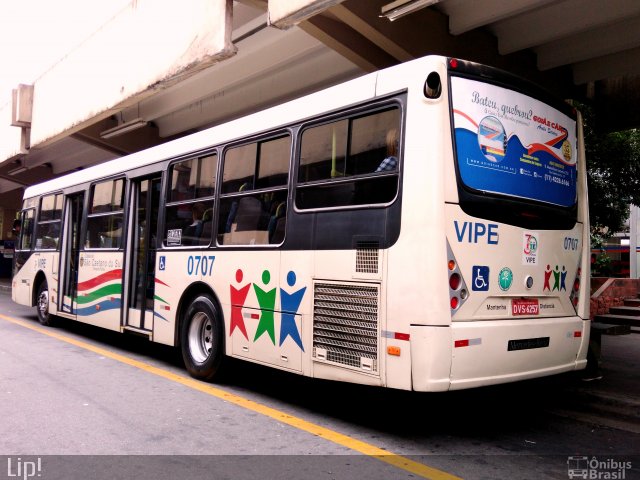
left=17, top=207, right=36, bottom=252
left=85, top=177, right=126, bottom=251
left=217, top=131, right=292, bottom=248
left=34, top=192, right=63, bottom=251
left=163, top=152, right=218, bottom=249
left=294, top=100, right=404, bottom=213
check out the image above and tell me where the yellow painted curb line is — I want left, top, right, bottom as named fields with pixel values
left=0, top=313, right=461, bottom=480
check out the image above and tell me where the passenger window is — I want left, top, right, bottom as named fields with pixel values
left=218, top=135, right=290, bottom=246
left=164, top=154, right=217, bottom=247
left=19, top=209, right=35, bottom=251
left=298, top=120, right=347, bottom=182
left=86, top=179, right=125, bottom=249
left=35, top=193, right=63, bottom=250
left=296, top=107, right=401, bottom=209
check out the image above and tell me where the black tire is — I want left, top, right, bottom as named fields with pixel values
left=36, top=280, right=55, bottom=326
left=180, top=295, right=224, bottom=381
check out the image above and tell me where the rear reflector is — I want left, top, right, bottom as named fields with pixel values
left=387, top=346, right=401, bottom=356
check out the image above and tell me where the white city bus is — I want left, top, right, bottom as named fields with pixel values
left=12, top=56, right=590, bottom=391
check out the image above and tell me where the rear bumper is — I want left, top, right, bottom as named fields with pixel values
left=410, top=317, right=590, bottom=391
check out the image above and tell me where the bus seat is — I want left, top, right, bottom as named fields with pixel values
left=235, top=197, right=263, bottom=232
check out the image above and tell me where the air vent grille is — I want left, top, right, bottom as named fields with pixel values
left=313, top=282, right=379, bottom=373
left=355, top=242, right=379, bottom=274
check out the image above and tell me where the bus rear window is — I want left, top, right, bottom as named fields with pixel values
left=450, top=76, right=577, bottom=209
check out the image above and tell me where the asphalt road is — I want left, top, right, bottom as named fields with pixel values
left=0, top=292, right=638, bottom=480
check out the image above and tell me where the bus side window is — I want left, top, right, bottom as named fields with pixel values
left=296, top=106, right=401, bottom=209
left=19, top=209, right=35, bottom=250
left=218, top=135, right=290, bottom=246
left=86, top=179, right=125, bottom=249
left=35, top=193, right=63, bottom=250
left=164, top=154, right=217, bottom=247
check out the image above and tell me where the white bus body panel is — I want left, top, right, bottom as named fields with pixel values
left=75, top=251, right=124, bottom=331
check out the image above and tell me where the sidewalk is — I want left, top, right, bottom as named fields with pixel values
left=565, top=333, right=640, bottom=431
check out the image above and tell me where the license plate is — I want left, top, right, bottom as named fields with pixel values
left=512, top=298, right=539, bottom=316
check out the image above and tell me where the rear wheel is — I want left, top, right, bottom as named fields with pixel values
left=36, top=280, right=54, bottom=326
left=180, top=295, right=224, bottom=381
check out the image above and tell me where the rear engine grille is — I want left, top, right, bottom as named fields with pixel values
left=312, top=282, right=379, bottom=373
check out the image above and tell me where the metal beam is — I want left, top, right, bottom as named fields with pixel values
left=494, top=0, right=640, bottom=55
left=329, top=4, right=413, bottom=62
left=536, top=16, right=640, bottom=71
left=440, top=0, right=552, bottom=35
left=573, top=47, right=640, bottom=84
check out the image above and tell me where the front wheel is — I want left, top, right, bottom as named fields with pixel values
left=180, top=295, right=224, bottom=381
left=36, top=280, right=54, bottom=326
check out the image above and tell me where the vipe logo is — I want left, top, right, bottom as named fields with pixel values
left=567, top=456, right=632, bottom=479
left=6, top=457, right=42, bottom=479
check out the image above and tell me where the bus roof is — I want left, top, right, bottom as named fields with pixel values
left=22, top=60, right=393, bottom=200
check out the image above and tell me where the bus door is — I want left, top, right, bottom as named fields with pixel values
left=125, top=175, right=161, bottom=331
left=60, top=193, right=84, bottom=314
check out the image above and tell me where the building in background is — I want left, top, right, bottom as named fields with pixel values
left=1, top=0, right=640, bottom=276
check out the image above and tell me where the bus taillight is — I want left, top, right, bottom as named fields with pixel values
left=570, top=259, right=582, bottom=312
left=447, top=241, right=468, bottom=313
left=449, top=273, right=461, bottom=290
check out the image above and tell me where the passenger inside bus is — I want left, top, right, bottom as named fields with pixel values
left=183, top=202, right=205, bottom=245
left=375, top=128, right=399, bottom=172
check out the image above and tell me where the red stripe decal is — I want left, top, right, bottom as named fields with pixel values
left=155, top=278, right=170, bottom=287
left=453, top=109, right=478, bottom=128
left=77, top=269, right=122, bottom=291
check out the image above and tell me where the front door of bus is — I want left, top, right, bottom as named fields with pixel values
left=126, top=176, right=161, bottom=331
left=60, top=193, right=84, bottom=314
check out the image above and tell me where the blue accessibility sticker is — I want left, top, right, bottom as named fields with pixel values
left=472, top=266, right=490, bottom=291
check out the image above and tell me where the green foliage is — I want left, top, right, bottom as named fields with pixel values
left=581, top=104, right=640, bottom=235
left=589, top=232, right=613, bottom=277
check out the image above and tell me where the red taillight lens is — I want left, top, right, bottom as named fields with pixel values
left=574, top=279, right=580, bottom=291
left=449, top=273, right=461, bottom=290
left=451, top=297, right=459, bottom=309
left=449, top=58, right=458, bottom=69
left=573, top=297, right=579, bottom=306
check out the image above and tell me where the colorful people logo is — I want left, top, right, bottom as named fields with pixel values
left=229, top=269, right=307, bottom=351
left=253, top=270, right=276, bottom=344
left=279, top=271, right=306, bottom=351
left=552, top=265, right=561, bottom=291
left=230, top=269, right=250, bottom=340
left=560, top=266, right=567, bottom=291
left=544, top=264, right=552, bottom=291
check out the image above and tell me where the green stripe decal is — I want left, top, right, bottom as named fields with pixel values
left=154, top=294, right=169, bottom=305
left=76, top=283, right=122, bottom=305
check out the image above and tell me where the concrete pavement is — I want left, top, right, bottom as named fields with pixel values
left=0, top=277, right=637, bottom=433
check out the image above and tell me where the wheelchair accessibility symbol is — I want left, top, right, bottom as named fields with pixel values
left=159, top=256, right=166, bottom=271
left=472, top=266, right=490, bottom=291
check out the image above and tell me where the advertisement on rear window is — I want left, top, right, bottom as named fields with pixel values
left=451, top=76, right=577, bottom=208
